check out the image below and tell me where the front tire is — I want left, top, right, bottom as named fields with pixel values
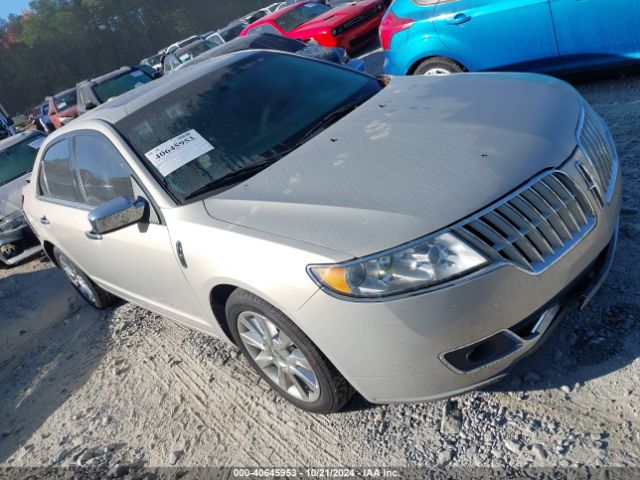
left=226, top=289, right=353, bottom=414
left=413, top=56, right=464, bottom=75
left=54, top=247, right=114, bottom=309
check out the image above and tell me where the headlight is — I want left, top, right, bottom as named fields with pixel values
left=307, top=232, right=488, bottom=299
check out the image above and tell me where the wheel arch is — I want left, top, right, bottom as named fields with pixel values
left=408, top=55, right=467, bottom=75
left=209, top=284, right=238, bottom=345
left=42, top=240, right=58, bottom=267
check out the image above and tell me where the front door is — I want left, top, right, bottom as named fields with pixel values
left=549, top=0, right=640, bottom=72
left=34, top=133, right=208, bottom=328
left=433, top=0, right=560, bottom=72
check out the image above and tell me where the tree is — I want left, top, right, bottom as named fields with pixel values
left=0, top=0, right=267, bottom=114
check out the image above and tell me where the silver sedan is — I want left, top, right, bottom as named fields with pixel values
left=22, top=51, right=621, bottom=413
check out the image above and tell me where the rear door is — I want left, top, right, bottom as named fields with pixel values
left=549, top=0, right=640, bottom=71
left=433, top=0, right=560, bottom=72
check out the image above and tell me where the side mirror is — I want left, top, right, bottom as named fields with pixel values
left=152, top=71, right=162, bottom=79
left=85, top=102, right=97, bottom=111
left=86, top=196, right=146, bottom=240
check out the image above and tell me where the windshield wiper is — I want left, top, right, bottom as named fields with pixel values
left=184, top=158, right=279, bottom=200
left=183, top=102, right=360, bottom=201
left=292, top=101, right=360, bottom=149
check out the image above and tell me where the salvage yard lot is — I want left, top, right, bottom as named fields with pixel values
left=1, top=63, right=639, bottom=469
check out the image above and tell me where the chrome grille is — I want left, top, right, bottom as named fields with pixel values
left=578, top=105, right=618, bottom=204
left=453, top=172, right=595, bottom=272
left=341, top=5, right=380, bottom=31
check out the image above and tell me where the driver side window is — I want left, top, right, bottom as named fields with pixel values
left=73, top=134, right=134, bottom=207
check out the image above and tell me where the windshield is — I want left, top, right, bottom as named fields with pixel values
left=93, top=69, right=154, bottom=103
left=178, top=37, right=200, bottom=48
left=116, top=52, right=380, bottom=204
left=275, top=3, right=331, bottom=31
left=221, top=24, right=246, bottom=41
left=53, top=90, right=77, bottom=111
left=177, top=41, right=217, bottom=63
left=147, top=53, right=163, bottom=66
left=0, top=134, right=44, bottom=187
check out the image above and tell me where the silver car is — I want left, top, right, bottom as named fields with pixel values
left=22, top=51, right=621, bottom=413
left=1, top=130, right=45, bottom=265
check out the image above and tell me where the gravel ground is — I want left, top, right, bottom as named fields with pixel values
left=1, top=49, right=639, bottom=472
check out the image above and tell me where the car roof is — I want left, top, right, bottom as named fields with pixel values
left=75, top=50, right=264, bottom=125
left=78, top=66, right=132, bottom=87
left=173, top=38, right=208, bottom=56
left=255, top=0, right=313, bottom=20
left=194, top=33, right=304, bottom=61
left=0, top=130, right=43, bottom=151
left=53, top=87, right=76, bottom=98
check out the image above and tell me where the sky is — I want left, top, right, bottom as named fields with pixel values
left=0, top=0, right=32, bottom=20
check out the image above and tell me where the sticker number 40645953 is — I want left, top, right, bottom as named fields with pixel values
left=145, top=129, right=214, bottom=177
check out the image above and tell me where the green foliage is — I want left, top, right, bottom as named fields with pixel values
left=0, top=0, right=267, bottom=114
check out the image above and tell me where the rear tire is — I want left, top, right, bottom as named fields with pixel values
left=413, top=56, right=464, bottom=75
left=54, top=247, right=114, bottom=309
left=226, top=289, right=353, bottom=414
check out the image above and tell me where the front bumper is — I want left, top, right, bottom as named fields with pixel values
left=294, top=164, right=622, bottom=404
left=0, top=222, right=42, bottom=266
left=334, top=12, right=384, bottom=52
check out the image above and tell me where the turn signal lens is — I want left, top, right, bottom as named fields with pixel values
left=312, top=266, right=351, bottom=294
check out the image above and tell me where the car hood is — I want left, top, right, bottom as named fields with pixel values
left=294, top=0, right=380, bottom=30
left=203, top=73, right=582, bottom=258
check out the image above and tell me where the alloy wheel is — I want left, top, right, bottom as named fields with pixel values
left=237, top=311, right=320, bottom=402
left=424, top=68, right=451, bottom=76
left=59, top=254, right=97, bottom=305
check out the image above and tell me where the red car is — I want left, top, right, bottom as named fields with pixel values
left=47, top=88, right=78, bottom=130
left=239, top=0, right=385, bottom=53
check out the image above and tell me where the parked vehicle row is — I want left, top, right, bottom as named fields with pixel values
left=163, top=33, right=364, bottom=75
left=240, top=0, right=385, bottom=52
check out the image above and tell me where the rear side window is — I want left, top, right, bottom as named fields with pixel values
left=39, top=140, right=83, bottom=203
left=93, top=70, right=153, bottom=103
left=74, top=135, right=134, bottom=206
left=274, top=3, right=330, bottom=31
left=248, top=24, right=281, bottom=36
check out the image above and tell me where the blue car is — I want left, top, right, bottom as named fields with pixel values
left=381, top=0, right=640, bottom=75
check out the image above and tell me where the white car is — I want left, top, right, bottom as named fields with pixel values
left=23, top=51, right=621, bottom=413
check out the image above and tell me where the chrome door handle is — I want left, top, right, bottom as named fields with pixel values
left=40, top=215, right=50, bottom=225
left=448, top=13, right=471, bottom=25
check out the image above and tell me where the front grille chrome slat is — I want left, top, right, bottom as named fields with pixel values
left=452, top=172, right=595, bottom=273
left=496, top=203, right=555, bottom=257
left=522, top=188, right=573, bottom=242
left=578, top=106, right=617, bottom=205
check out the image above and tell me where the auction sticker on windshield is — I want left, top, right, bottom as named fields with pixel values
left=145, top=130, right=214, bottom=176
